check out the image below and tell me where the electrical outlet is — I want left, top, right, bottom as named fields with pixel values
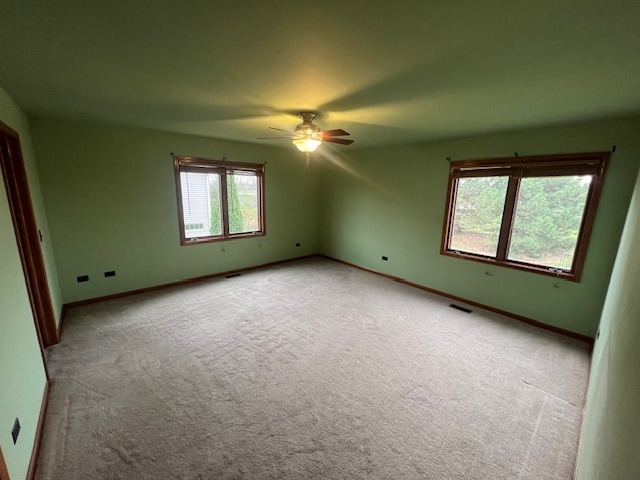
left=12, top=418, right=20, bottom=444
left=381, top=256, right=388, bottom=261
left=77, top=275, right=89, bottom=283
left=104, top=271, right=116, bottom=278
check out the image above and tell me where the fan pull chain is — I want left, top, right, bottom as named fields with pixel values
left=306, top=153, right=310, bottom=167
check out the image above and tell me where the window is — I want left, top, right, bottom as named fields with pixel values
left=174, top=156, right=265, bottom=245
left=441, top=152, right=609, bottom=281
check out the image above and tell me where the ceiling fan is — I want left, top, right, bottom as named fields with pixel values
left=258, top=112, right=353, bottom=162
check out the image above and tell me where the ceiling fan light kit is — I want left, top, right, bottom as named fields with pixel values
left=293, top=137, right=322, bottom=152
left=258, top=111, right=354, bottom=163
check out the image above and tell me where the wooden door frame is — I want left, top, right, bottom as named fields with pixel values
left=0, top=120, right=58, bottom=351
left=0, top=446, right=9, bottom=480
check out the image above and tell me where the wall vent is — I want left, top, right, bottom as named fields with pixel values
left=449, top=304, right=472, bottom=313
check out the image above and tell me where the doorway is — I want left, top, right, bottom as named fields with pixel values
left=0, top=120, right=58, bottom=350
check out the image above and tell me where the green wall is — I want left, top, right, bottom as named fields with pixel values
left=576, top=169, right=640, bottom=479
left=30, top=118, right=320, bottom=304
left=319, top=117, right=640, bottom=336
left=0, top=88, right=58, bottom=479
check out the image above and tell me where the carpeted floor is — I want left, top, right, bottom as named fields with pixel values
left=36, top=257, right=591, bottom=479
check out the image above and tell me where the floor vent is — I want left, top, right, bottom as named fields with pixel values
left=226, top=273, right=242, bottom=279
left=449, top=304, right=472, bottom=313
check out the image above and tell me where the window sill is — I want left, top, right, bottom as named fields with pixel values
left=181, top=231, right=265, bottom=246
left=440, top=249, right=579, bottom=282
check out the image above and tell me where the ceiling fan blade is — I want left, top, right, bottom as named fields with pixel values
left=323, top=137, right=354, bottom=145
left=268, top=127, right=293, bottom=133
left=321, top=129, right=350, bottom=137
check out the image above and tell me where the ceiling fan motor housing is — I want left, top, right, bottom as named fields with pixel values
left=295, top=112, right=320, bottom=139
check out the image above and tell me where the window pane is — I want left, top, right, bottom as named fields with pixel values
left=180, top=171, right=222, bottom=238
left=507, top=175, right=591, bottom=270
left=207, top=174, right=222, bottom=236
left=449, top=176, right=509, bottom=257
left=227, top=173, right=259, bottom=234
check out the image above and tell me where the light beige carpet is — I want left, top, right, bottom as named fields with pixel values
left=36, top=257, right=590, bottom=479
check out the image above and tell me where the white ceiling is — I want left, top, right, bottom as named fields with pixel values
left=1, top=0, right=639, bottom=149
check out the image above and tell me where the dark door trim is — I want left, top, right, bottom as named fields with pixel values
left=0, top=120, right=58, bottom=351
left=0, top=445, right=10, bottom=480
